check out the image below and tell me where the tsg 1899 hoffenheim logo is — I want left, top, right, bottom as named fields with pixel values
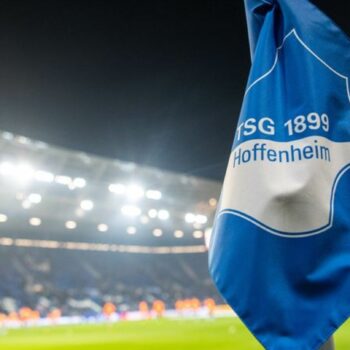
left=217, top=30, right=350, bottom=238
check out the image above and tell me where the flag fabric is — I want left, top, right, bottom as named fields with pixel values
left=209, top=0, right=350, bottom=349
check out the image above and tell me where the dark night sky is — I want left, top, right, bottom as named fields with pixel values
left=0, top=1, right=349, bottom=180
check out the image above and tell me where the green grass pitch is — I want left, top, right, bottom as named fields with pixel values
left=0, top=317, right=349, bottom=349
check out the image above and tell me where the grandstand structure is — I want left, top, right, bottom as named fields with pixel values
left=0, top=130, right=222, bottom=318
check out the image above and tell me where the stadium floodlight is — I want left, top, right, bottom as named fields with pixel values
left=55, top=175, right=72, bottom=186
left=121, top=205, right=141, bottom=217
left=14, top=163, right=34, bottom=183
left=196, top=214, right=208, bottom=225
left=185, top=213, right=196, bottom=223
left=126, top=184, right=144, bottom=201
left=29, top=217, right=41, bottom=226
left=73, top=177, right=86, bottom=188
left=108, top=183, right=126, bottom=194
left=0, top=162, right=14, bottom=176
left=126, top=226, right=137, bottom=235
left=80, top=199, right=94, bottom=211
left=2, top=131, right=14, bottom=141
left=148, top=209, right=158, bottom=218
left=17, top=136, right=30, bottom=145
left=28, top=193, right=42, bottom=204
left=193, top=230, right=204, bottom=239
left=0, top=162, right=34, bottom=183
left=146, top=190, right=162, bottom=200
left=185, top=212, right=207, bottom=225
left=22, top=199, right=32, bottom=209
left=97, top=223, right=108, bottom=232
left=158, top=209, right=170, bottom=221
left=174, top=230, right=184, bottom=238
left=0, top=214, right=8, bottom=223
left=35, top=170, right=54, bottom=183
left=209, top=198, right=217, bottom=207
left=65, top=220, right=77, bottom=230
left=153, top=228, right=163, bottom=237
left=140, top=215, right=150, bottom=224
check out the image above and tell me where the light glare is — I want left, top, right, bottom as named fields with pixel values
left=97, top=224, right=109, bottom=232
left=185, top=213, right=196, bottom=223
left=146, top=190, right=162, bottom=200
left=65, top=221, right=77, bottom=230
left=153, top=228, right=163, bottom=237
left=174, top=230, right=184, bottom=238
left=35, top=170, right=54, bottom=183
left=0, top=162, right=14, bottom=175
left=196, top=214, right=208, bottom=224
left=158, top=209, right=170, bottom=220
left=148, top=209, right=158, bottom=218
left=80, top=199, right=94, bottom=211
left=127, top=226, right=137, bottom=235
left=73, top=178, right=86, bottom=188
left=28, top=193, right=42, bottom=204
left=29, top=217, right=41, bottom=226
left=109, top=183, right=126, bottom=194
left=15, top=164, right=34, bottom=183
left=55, top=175, right=72, bottom=186
left=121, top=205, right=141, bottom=217
left=193, top=230, right=204, bottom=239
left=126, top=185, right=144, bottom=201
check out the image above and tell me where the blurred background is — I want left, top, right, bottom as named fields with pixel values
left=0, top=1, right=348, bottom=349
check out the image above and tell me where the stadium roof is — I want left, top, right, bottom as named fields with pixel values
left=0, top=130, right=220, bottom=251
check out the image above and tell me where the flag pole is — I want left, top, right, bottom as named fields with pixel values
left=320, top=337, right=335, bottom=350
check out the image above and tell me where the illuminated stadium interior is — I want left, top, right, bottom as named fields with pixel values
left=0, top=130, right=222, bottom=317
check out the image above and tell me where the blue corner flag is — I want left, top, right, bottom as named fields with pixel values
left=209, top=0, right=350, bottom=349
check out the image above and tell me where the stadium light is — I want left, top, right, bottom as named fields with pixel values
left=121, top=205, right=141, bottom=217
left=148, top=209, right=158, bottom=218
left=22, top=199, right=32, bottom=209
left=108, top=183, right=126, bottom=194
left=126, top=184, right=144, bottom=201
left=2, top=131, right=14, bottom=141
left=14, top=163, right=34, bottom=183
left=196, top=214, right=208, bottom=225
left=35, top=170, right=54, bottom=183
left=17, top=136, right=30, bottom=145
left=174, top=230, right=184, bottom=238
left=97, top=223, right=108, bottom=232
left=0, top=162, right=14, bottom=175
left=28, top=193, right=42, bottom=204
left=209, top=198, right=217, bottom=207
left=193, top=230, right=204, bottom=239
left=185, top=213, right=196, bottom=224
left=80, top=199, right=94, bottom=211
left=65, top=220, right=77, bottom=230
left=185, top=213, right=207, bottom=225
left=153, top=228, right=163, bottom=237
left=140, top=215, right=150, bottom=224
left=126, top=226, right=137, bottom=235
left=29, top=217, right=41, bottom=226
left=146, top=190, right=162, bottom=200
left=158, top=209, right=170, bottom=221
left=73, top=177, right=86, bottom=188
left=55, top=175, right=72, bottom=186
left=0, top=214, right=8, bottom=223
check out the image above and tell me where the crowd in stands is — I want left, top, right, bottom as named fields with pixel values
left=0, top=246, right=221, bottom=319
